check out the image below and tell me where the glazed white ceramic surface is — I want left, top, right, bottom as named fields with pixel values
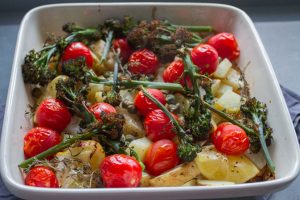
left=1, top=3, right=299, bottom=200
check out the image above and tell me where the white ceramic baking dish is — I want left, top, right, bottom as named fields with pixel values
left=1, top=3, right=299, bottom=200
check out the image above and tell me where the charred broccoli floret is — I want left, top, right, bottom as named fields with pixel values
left=241, top=97, right=273, bottom=152
left=184, top=105, right=212, bottom=140
left=240, top=97, right=275, bottom=172
left=55, top=78, right=94, bottom=128
left=22, top=49, right=57, bottom=86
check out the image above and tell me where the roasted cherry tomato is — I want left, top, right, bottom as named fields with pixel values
left=212, top=122, right=250, bottom=155
left=144, top=109, right=178, bottom=142
left=128, top=49, right=159, bottom=74
left=23, top=127, right=62, bottom=159
left=89, top=102, right=116, bottom=121
left=35, top=98, right=71, bottom=132
left=134, top=89, right=166, bottom=116
left=162, top=60, right=192, bottom=87
left=62, top=42, right=94, bottom=68
left=191, top=44, right=219, bottom=74
left=100, top=154, right=142, bottom=187
left=208, top=32, right=240, bottom=61
left=113, top=38, right=133, bottom=62
left=25, top=166, right=59, bottom=188
left=145, top=139, right=179, bottom=176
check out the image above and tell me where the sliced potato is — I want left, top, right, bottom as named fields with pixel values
left=244, top=149, right=267, bottom=170
left=195, top=146, right=259, bottom=183
left=227, top=155, right=259, bottom=183
left=182, top=179, right=197, bottom=186
left=140, top=172, right=152, bottom=187
left=213, top=58, right=232, bottom=79
left=211, top=79, right=221, bottom=97
left=223, top=68, right=244, bottom=91
left=90, top=40, right=115, bottom=75
left=127, top=137, right=152, bottom=162
left=197, top=180, right=235, bottom=186
left=195, top=146, right=229, bottom=181
left=87, top=83, right=105, bottom=103
left=149, top=161, right=201, bottom=187
left=37, top=75, right=69, bottom=104
left=214, top=90, right=241, bottom=113
left=55, top=140, right=105, bottom=171
left=116, top=108, right=146, bottom=137
left=216, top=83, right=233, bottom=98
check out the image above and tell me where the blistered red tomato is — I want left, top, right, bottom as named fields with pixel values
left=113, top=38, right=133, bottom=62
left=35, top=98, right=71, bottom=132
left=62, top=42, right=94, bottom=68
left=145, top=139, right=179, bottom=176
left=25, top=166, right=59, bottom=188
left=23, top=127, right=62, bottom=159
left=134, top=89, right=166, bottom=116
left=128, top=49, right=159, bottom=74
left=144, top=109, right=178, bottom=142
left=212, top=122, right=250, bottom=155
left=162, top=60, right=192, bottom=87
left=208, top=32, right=240, bottom=61
left=89, top=102, right=117, bottom=121
left=191, top=44, right=219, bottom=74
left=100, top=154, right=142, bottom=187
left=163, top=60, right=184, bottom=83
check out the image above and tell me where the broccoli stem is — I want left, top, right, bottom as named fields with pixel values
left=183, top=54, right=201, bottom=110
left=252, top=114, right=275, bottom=173
left=203, top=101, right=257, bottom=136
left=100, top=31, right=114, bottom=64
left=18, top=130, right=98, bottom=169
left=91, top=77, right=185, bottom=92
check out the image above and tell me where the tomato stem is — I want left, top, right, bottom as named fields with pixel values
left=18, top=130, right=98, bottom=169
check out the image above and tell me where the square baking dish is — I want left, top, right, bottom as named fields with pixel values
left=1, top=3, right=299, bottom=200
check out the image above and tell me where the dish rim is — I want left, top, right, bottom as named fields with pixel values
left=1, top=2, right=299, bottom=198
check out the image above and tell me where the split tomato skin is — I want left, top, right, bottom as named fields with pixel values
left=113, top=38, right=133, bottom=62
left=162, top=60, right=192, bottom=87
left=128, top=49, right=159, bottom=74
left=23, top=127, right=62, bottom=159
left=100, top=154, right=142, bottom=188
left=134, top=89, right=166, bottom=116
left=163, top=60, right=185, bottom=83
left=145, top=139, right=180, bottom=176
left=89, top=102, right=116, bottom=121
left=35, top=98, right=71, bottom=133
left=208, top=32, right=240, bottom=61
left=25, top=166, right=59, bottom=188
left=144, top=109, right=178, bottom=142
left=212, top=122, right=250, bottom=155
left=191, top=44, right=219, bottom=74
left=62, top=42, right=94, bottom=68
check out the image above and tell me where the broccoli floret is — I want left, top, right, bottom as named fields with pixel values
left=241, top=97, right=273, bottom=152
left=184, top=106, right=212, bottom=140
left=55, top=78, right=95, bottom=128
left=177, top=134, right=200, bottom=162
left=240, top=97, right=275, bottom=172
left=62, top=57, right=94, bottom=84
left=22, top=49, right=57, bottom=86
